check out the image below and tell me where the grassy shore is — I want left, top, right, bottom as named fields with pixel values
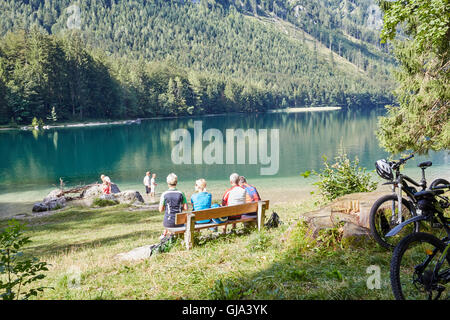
left=0, top=195, right=402, bottom=300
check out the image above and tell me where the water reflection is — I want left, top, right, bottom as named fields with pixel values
left=0, top=108, right=448, bottom=194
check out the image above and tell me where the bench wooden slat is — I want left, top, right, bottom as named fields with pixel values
left=176, top=202, right=261, bottom=224
left=171, top=200, right=269, bottom=250
left=167, top=216, right=258, bottom=234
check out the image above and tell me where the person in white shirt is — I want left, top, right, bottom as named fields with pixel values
left=143, top=171, right=151, bottom=201
left=150, top=173, right=157, bottom=200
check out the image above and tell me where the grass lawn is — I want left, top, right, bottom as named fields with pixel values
left=1, top=199, right=400, bottom=300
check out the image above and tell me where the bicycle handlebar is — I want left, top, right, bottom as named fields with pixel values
left=391, top=153, right=414, bottom=169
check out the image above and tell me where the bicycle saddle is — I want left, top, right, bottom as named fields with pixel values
left=418, top=161, right=432, bottom=168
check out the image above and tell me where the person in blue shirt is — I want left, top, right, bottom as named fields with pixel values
left=190, top=179, right=212, bottom=224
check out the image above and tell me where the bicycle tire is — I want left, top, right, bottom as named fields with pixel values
left=390, top=232, right=448, bottom=300
left=429, top=178, right=450, bottom=189
left=369, top=194, right=418, bottom=249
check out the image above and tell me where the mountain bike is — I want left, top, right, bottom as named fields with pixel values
left=388, top=185, right=450, bottom=300
left=369, top=154, right=449, bottom=249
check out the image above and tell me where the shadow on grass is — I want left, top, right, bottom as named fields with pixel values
left=26, top=229, right=162, bottom=258
left=17, top=205, right=163, bottom=233
left=204, top=245, right=392, bottom=300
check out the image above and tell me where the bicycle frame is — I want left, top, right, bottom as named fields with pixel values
left=416, top=206, right=450, bottom=296
left=384, top=167, right=427, bottom=224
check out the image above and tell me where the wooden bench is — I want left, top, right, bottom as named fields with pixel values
left=169, top=200, right=270, bottom=250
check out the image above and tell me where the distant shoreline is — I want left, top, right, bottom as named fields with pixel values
left=267, top=106, right=342, bottom=113
left=0, top=107, right=342, bottom=131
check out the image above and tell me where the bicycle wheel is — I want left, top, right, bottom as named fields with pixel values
left=390, top=232, right=449, bottom=300
left=429, top=178, right=450, bottom=189
left=369, top=194, right=418, bottom=249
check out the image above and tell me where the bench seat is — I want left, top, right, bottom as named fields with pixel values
left=172, top=200, right=269, bottom=250
left=167, top=216, right=257, bottom=233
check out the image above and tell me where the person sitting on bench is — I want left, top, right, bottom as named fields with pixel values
left=221, top=173, right=251, bottom=232
left=190, top=178, right=212, bottom=224
left=159, top=173, right=187, bottom=239
left=239, top=175, right=261, bottom=218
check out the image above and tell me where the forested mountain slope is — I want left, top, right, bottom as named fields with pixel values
left=0, top=0, right=394, bottom=124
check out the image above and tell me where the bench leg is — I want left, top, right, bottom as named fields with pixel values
left=257, top=201, right=266, bottom=231
left=185, top=213, right=195, bottom=250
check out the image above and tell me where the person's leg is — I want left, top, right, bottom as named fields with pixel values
left=145, top=186, right=150, bottom=202
left=160, top=229, right=169, bottom=239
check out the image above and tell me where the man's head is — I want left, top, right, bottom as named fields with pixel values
left=229, top=173, right=240, bottom=186
left=167, top=173, right=178, bottom=187
left=146, top=171, right=150, bottom=176
left=152, top=173, right=156, bottom=178
left=238, top=176, right=247, bottom=186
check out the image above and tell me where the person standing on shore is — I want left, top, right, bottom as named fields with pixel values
left=143, top=171, right=151, bottom=201
left=150, top=173, right=157, bottom=201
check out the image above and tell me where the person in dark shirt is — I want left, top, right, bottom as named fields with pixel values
left=158, top=173, right=187, bottom=238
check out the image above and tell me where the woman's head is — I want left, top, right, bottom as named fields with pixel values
left=166, top=173, right=178, bottom=187
left=195, top=178, right=207, bottom=192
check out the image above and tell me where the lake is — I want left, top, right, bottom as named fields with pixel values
left=0, top=108, right=449, bottom=218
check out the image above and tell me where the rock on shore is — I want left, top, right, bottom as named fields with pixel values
left=33, top=183, right=144, bottom=213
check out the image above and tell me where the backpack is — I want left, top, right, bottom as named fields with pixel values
left=264, top=211, right=282, bottom=229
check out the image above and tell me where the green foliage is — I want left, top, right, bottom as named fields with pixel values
left=302, top=151, right=378, bottom=201
left=288, top=219, right=346, bottom=255
left=315, top=221, right=345, bottom=252
left=247, top=231, right=272, bottom=252
left=0, top=1, right=395, bottom=124
left=47, top=106, right=57, bottom=122
left=208, top=278, right=245, bottom=300
left=92, top=197, right=118, bottom=207
left=377, top=0, right=450, bottom=153
left=0, top=220, right=49, bottom=300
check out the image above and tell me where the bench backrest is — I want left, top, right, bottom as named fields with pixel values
left=176, top=200, right=269, bottom=225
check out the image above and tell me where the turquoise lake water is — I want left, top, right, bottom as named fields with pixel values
left=0, top=108, right=448, bottom=217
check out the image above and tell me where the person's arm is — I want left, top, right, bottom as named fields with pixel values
left=190, top=195, right=194, bottom=211
left=207, top=193, right=212, bottom=208
left=222, top=190, right=229, bottom=206
left=159, top=193, right=165, bottom=213
left=182, top=192, right=188, bottom=211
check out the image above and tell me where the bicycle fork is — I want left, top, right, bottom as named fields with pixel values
left=389, top=183, right=403, bottom=225
left=397, top=183, right=403, bottom=224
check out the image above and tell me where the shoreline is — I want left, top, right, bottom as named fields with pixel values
left=0, top=106, right=342, bottom=132
left=267, top=106, right=342, bottom=113
left=0, top=178, right=318, bottom=220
